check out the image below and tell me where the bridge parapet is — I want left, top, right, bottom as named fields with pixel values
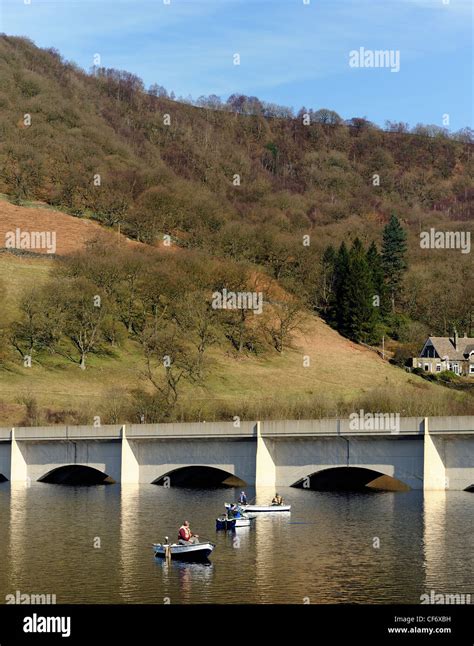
left=3, top=417, right=473, bottom=441
left=261, top=419, right=338, bottom=437
left=340, top=416, right=424, bottom=435
left=13, top=425, right=123, bottom=441
left=260, top=417, right=424, bottom=437
left=428, top=416, right=474, bottom=434
left=126, top=421, right=257, bottom=439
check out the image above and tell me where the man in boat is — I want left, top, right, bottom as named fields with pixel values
left=178, top=520, right=199, bottom=545
left=227, top=503, right=238, bottom=519
left=233, top=505, right=243, bottom=519
left=238, top=491, right=247, bottom=504
left=272, top=493, right=284, bottom=505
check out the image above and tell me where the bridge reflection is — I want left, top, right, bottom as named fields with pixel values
left=38, top=465, right=115, bottom=485
left=291, top=466, right=410, bottom=492
left=152, top=466, right=246, bottom=488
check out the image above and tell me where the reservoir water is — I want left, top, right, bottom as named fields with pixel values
left=0, top=483, right=472, bottom=604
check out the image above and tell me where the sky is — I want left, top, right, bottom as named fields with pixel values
left=0, top=0, right=472, bottom=130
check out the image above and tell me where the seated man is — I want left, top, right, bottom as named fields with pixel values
left=238, top=491, right=247, bottom=504
left=178, top=520, right=199, bottom=545
left=271, top=493, right=284, bottom=505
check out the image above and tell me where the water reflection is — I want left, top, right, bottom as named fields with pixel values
left=119, top=484, right=141, bottom=603
left=0, top=483, right=472, bottom=604
left=158, top=560, right=214, bottom=604
left=422, top=490, right=473, bottom=596
left=8, top=484, right=29, bottom=587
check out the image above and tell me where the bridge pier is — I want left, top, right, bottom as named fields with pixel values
left=10, top=429, right=28, bottom=483
left=255, top=422, right=276, bottom=488
left=120, top=425, right=140, bottom=484
left=423, top=418, right=446, bottom=490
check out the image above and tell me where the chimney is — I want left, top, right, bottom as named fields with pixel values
left=453, top=328, right=458, bottom=350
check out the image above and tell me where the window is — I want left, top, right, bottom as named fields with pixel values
left=436, top=365, right=441, bottom=372
left=424, top=364, right=430, bottom=372
left=423, top=345, right=436, bottom=358
left=470, top=365, right=474, bottom=374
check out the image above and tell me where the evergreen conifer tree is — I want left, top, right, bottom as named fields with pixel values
left=346, top=239, right=376, bottom=342
left=331, top=242, right=350, bottom=333
left=367, top=241, right=389, bottom=319
left=381, top=214, right=407, bottom=311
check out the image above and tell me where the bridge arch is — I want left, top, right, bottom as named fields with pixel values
left=291, top=466, right=410, bottom=492
left=464, top=484, right=474, bottom=492
left=152, top=465, right=246, bottom=488
left=0, top=473, right=8, bottom=483
left=38, top=465, right=116, bottom=485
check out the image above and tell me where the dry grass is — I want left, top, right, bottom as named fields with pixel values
left=0, top=196, right=144, bottom=256
left=0, top=198, right=110, bottom=255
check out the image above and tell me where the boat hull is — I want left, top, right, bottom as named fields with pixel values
left=226, top=503, right=291, bottom=513
left=152, top=542, right=215, bottom=561
left=216, top=516, right=251, bottom=530
left=216, top=517, right=235, bottom=530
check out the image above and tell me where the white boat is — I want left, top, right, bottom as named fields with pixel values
left=226, top=503, right=291, bottom=513
left=152, top=541, right=215, bottom=561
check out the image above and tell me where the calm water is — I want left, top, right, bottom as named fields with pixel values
left=0, top=483, right=472, bottom=604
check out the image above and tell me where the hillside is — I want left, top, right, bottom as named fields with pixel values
left=0, top=200, right=472, bottom=427
left=0, top=35, right=472, bottom=339
left=0, top=35, right=472, bottom=425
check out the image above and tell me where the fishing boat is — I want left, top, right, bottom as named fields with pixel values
left=216, top=514, right=252, bottom=530
left=152, top=540, right=215, bottom=561
left=225, top=503, right=291, bottom=513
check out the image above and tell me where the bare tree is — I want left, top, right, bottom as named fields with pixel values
left=265, top=300, right=305, bottom=353
left=45, top=278, right=107, bottom=369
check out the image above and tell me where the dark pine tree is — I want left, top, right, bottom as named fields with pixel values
left=330, top=242, right=351, bottom=334
left=367, top=241, right=389, bottom=320
left=321, top=245, right=336, bottom=315
left=345, top=238, right=376, bottom=342
left=381, top=214, right=408, bottom=311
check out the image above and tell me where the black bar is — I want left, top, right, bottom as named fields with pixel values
left=0, top=604, right=472, bottom=643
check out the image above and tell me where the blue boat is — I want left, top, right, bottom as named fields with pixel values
left=216, top=515, right=236, bottom=530
left=216, top=514, right=252, bottom=530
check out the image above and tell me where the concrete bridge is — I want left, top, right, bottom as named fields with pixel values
left=0, top=416, right=473, bottom=491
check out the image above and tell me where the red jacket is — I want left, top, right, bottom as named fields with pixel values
left=178, top=526, right=191, bottom=541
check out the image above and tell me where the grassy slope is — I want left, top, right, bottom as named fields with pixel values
left=0, top=244, right=470, bottom=426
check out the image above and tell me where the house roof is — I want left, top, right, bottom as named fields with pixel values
left=424, top=336, right=474, bottom=361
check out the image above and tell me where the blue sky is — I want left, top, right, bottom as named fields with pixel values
left=0, top=0, right=472, bottom=130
